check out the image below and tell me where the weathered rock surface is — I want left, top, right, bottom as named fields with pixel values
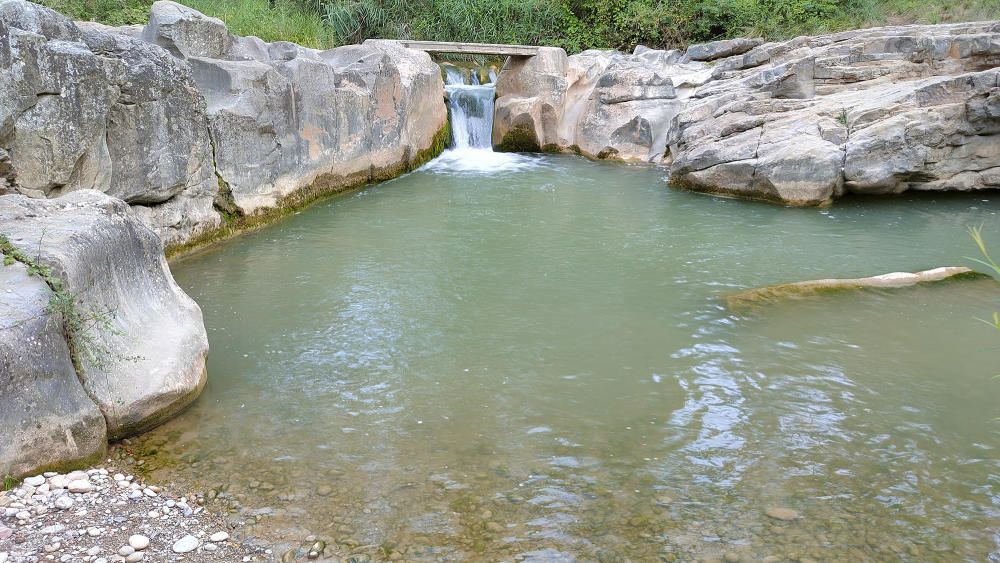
left=727, top=266, right=989, bottom=309
left=0, top=0, right=446, bottom=244
left=0, top=0, right=219, bottom=246
left=141, top=0, right=447, bottom=215
left=0, top=190, right=209, bottom=442
left=0, top=261, right=107, bottom=479
left=495, top=21, right=1000, bottom=204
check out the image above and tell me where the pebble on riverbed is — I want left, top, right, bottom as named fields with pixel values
left=0, top=467, right=261, bottom=563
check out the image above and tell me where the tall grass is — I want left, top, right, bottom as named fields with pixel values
left=182, top=0, right=338, bottom=47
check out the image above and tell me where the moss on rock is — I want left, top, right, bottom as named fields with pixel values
left=165, top=124, right=450, bottom=260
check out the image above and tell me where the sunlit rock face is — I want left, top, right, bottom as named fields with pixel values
left=0, top=190, right=209, bottom=441
left=495, top=22, right=1000, bottom=205
left=0, top=0, right=447, bottom=243
left=0, top=190, right=210, bottom=476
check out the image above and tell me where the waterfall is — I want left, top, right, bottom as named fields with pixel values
left=446, top=83, right=495, bottom=150
left=426, top=64, right=537, bottom=174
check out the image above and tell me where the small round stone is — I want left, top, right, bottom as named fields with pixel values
left=129, top=535, right=150, bottom=551
left=209, top=532, right=229, bottom=543
left=765, top=507, right=801, bottom=521
left=24, top=476, right=45, bottom=487
left=172, top=534, right=199, bottom=553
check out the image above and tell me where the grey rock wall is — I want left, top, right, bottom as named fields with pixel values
left=494, top=21, right=1000, bottom=205
left=0, top=0, right=447, bottom=244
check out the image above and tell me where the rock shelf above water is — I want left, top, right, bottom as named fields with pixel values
left=0, top=0, right=447, bottom=248
left=492, top=22, right=1000, bottom=205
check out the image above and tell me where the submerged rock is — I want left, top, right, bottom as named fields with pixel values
left=0, top=190, right=208, bottom=444
left=726, top=266, right=990, bottom=309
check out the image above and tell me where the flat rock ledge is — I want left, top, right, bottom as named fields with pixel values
left=0, top=190, right=208, bottom=479
left=493, top=22, right=1000, bottom=206
left=0, top=466, right=260, bottom=563
left=727, top=266, right=990, bottom=309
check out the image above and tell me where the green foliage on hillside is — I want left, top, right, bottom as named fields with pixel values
left=37, top=0, right=1000, bottom=53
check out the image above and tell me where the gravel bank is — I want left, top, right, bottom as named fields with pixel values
left=0, top=466, right=267, bottom=563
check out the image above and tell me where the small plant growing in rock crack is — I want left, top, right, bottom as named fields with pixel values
left=836, top=109, right=849, bottom=126
left=3, top=474, right=14, bottom=491
left=0, top=233, right=142, bottom=378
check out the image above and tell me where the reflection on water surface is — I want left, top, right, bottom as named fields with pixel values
left=140, top=154, right=1000, bottom=561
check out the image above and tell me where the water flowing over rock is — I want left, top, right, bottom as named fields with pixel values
left=494, top=21, right=1000, bottom=204
left=0, top=0, right=447, bottom=244
left=0, top=190, right=209, bottom=444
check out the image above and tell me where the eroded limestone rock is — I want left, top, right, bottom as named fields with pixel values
left=0, top=0, right=220, bottom=246
left=0, top=0, right=447, bottom=245
left=0, top=190, right=209, bottom=440
left=495, top=21, right=1000, bottom=204
left=0, top=260, right=107, bottom=478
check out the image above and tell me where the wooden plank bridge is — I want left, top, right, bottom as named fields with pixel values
left=387, top=40, right=540, bottom=57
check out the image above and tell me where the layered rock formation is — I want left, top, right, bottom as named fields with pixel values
left=0, top=190, right=208, bottom=477
left=0, top=0, right=447, bottom=245
left=495, top=22, right=1000, bottom=205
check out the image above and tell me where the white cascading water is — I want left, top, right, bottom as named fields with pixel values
left=426, top=65, right=538, bottom=173
left=444, top=70, right=494, bottom=149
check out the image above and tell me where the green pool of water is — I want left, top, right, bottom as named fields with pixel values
left=140, top=152, right=1000, bottom=561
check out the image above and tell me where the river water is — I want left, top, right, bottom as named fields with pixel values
left=138, top=151, right=1000, bottom=561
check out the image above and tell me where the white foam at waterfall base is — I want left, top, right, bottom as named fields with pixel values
left=423, top=147, right=542, bottom=174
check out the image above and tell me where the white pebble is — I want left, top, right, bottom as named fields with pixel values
left=209, top=531, right=229, bottom=542
left=68, top=480, right=93, bottom=493
left=172, top=534, right=199, bottom=553
left=24, top=476, right=45, bottom=487
left=129, top=535, right=150, bottom=551
left=54, top=496, right=73, bottom=510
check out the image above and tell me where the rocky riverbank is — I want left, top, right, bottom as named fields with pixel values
left=493, top=22, right=1000, bottom=205
left=0, top=0, right=447, bottom=250
left=0, top=462, right=263, bottom=563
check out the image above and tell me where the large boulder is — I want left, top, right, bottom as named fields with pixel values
left=0, top=191, right=209, bottom=440
left=0, top=0, right=220, bottom=245
left=0, top=260, right=107, bottom=478
left=493, top=47, right=569, bottom=152
left=668, top=22, right=1000, bottom=204
left=494, top=47, right=710, bottom=162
